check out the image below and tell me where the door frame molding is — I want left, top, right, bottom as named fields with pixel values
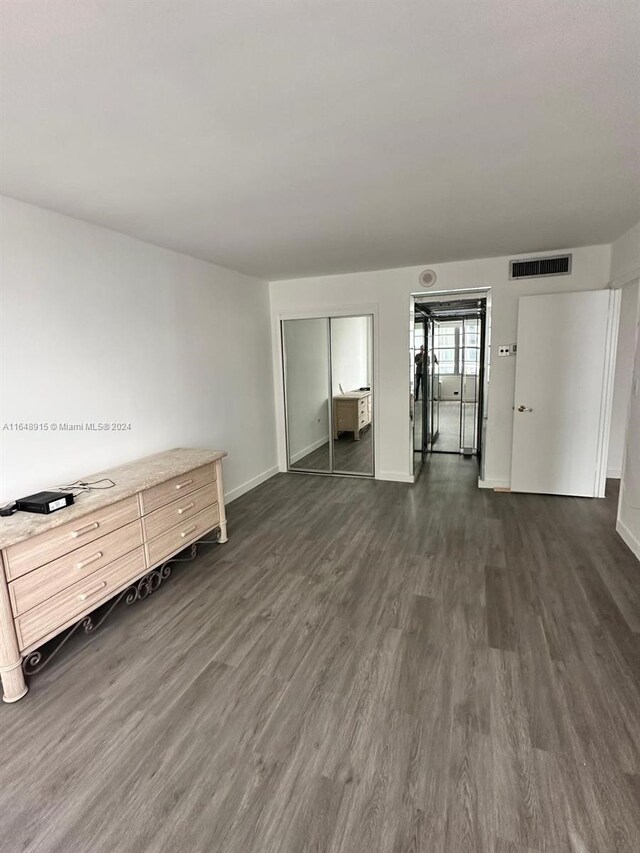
left=410, top=287, right=492, bottom=484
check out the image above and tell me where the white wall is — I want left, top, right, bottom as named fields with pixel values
left=618, top=319, right=640, bottom=559
left=282, top=318, right=330, bottom=461
left=439, top=375, right=478, bottom=402
left=610, top=221, right=640, bottom=560
left=610, top=220, right=640, bottom=284
left=331, top=316, right=370, bottom=393
left=607, top=281, right=640, bottom=476
left=270, top=244, right=611, bottom=484
left=0, top=197, right=278, bottom=503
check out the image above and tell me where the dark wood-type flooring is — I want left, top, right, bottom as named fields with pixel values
left=1, top=455, right=639, bottom=852
left=292, top=426, right=373, bottom=474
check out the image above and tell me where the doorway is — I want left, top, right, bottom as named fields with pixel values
left=412, top=294, right=488, bottom=476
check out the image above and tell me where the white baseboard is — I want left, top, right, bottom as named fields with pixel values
left=376, top=471, right=414, bottom=483
left=478, top=478, right=511, bottom=490
left=225, top=465, right=279, bottom=504
left=607, top=467, right=622, bottom=479
left=289, top=436, right=329, bottom=465
left=616, top=518, right=640, bottom=562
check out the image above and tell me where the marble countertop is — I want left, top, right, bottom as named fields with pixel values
left=0, top=448, right=226, bottom=549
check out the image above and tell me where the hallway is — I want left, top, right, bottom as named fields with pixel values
left=433, top=400, right=478, bottom=453
left=0, top=456, right=638, bottom=852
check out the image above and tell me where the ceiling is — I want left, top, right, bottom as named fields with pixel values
left=2, top=0, right=639, bottom=280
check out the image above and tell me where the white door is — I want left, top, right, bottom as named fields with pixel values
left=510, top=289, right=616, bottom=497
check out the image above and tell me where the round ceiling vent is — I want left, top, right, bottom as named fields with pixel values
left=418, top=269, right=437, bottom=288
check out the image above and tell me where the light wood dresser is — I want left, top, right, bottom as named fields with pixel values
left=0, top=448, right=227, bottom=703
left=333, top=390, right=372, bottom=440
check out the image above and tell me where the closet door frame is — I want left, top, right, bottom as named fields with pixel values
left=277, top=304, right=378, bottom=479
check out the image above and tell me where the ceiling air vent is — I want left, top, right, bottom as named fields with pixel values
left=509, top=254, right=572, bottom=280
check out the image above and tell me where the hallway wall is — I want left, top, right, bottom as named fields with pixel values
left=608, top=281, right=640, bottom=476
left=282, top=319, right=330, bottom=463
left=610, top=220, right=640, bottom=559
left=270, top=244, right=611, bottom=484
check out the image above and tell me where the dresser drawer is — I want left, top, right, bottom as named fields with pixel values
left=140, top=463, right=217, bottom=515
left=145, top=503, right=220, bottom=567
left=9, top=520, right=143, bottom=617
left=335, top=402, right=356, bottom=429
left=142, top=484, right=217, bottom=542
left=337, top=417, right=355, bottom=430
left=4, top=496, right=140, bottom=581
left=15, top=546, right=146, bottom=651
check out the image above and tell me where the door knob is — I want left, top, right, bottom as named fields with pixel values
left=517, top=405, right=533, bottom=413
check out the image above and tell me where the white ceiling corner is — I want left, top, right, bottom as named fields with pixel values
left=1, top=0, right=639, bottom=280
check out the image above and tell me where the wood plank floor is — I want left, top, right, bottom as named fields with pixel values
left=432, top=400, right=477, bottom=452
left=292, top=426, right=373, bottom=474
left=1, top=454, right=639, bottom=852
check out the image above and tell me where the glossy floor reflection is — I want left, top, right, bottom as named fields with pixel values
left=291, top=426, right=373, bottom=474
left=432, top=400, right=477, bottom=452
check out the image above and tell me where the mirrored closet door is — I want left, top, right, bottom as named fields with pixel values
left=282, top=315, right=374, bottom=477
left=282, top=318, right=331, bottom=472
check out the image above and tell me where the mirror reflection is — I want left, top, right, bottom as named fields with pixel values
left=412, top=309, right=424, bottom=475
left=331, top=316, right=373, bottom=474
left=282, top=314, right=374, bottom=476
left=283, top=318, right=331, bottom=472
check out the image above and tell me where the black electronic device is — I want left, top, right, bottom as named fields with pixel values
left=15, top=491, right=75, bottom=515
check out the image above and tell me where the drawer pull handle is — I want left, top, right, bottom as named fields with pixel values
left=72, top=521, right=100, bottom=538
left=76, top=551, right=103, bottom=570
left=177, top=502, right=195, bottom=515
left=180, top=525, right=197, bottom=538
left=175, top=479, right=193, bottom=491
left=79, top=581, right=107, bottom=602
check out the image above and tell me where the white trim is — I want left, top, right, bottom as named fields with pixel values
left=376, top=470, right=414, bottom=483
left=608, top=267, right=640, bottom=291
left=478, top=478, right=510, bottom=490
left=607, top=468, right=622, bottom=479
left=289, top=436, right=330, bottom=464
left=225, top=466, right=279, bottom=504
left=616, top=517, right=640, bottom=563
left=412, top=286, right=492, bottom=299
left=276, top=303, right=379, bottom=321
